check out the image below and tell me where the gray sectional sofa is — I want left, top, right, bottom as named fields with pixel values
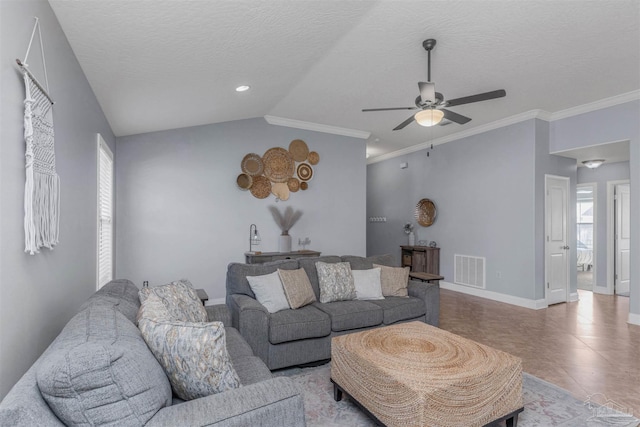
left=226, top=254, right=440, bottom=370
left=0, top=279, right=305, bottom=426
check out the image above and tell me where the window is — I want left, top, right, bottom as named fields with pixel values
left=97, top=134, right=113, bottom=289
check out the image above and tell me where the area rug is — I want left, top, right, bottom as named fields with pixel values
left=275, top=363, right=639, bottom=427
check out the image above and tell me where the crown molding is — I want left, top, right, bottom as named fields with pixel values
left=264, top=115, right=371, bottom=140
left=549, top=90, right=640, bottom=121
left=367, top=91, right=640, bottom=164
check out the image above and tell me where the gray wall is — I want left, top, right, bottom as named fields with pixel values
left=115, top=118, right=366, bottom=300
left=551, top=100, right=639, bottom=318
left=577, top=161, right=630, bottom=288
left=368, top=120, right=551, bottom=301
left=0, top=0, right=116, bottom=399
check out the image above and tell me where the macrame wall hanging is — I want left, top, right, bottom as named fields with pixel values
left=17, top=17, right=59, bottom=255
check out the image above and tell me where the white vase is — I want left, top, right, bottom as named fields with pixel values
left=279, top=234, right=292, bottom=252
left=408, top=232, right=415, bottom=246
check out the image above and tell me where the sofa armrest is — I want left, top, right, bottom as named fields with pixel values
left=407, top=279, right=440, bottom=326
left=229, top=294, right=271, bottom=365
left=205, top=304, right=232, bottom=327
left=146, top=377, right=305, bottom=427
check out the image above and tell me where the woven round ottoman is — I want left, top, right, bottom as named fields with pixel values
left=331, top=321, right=524, bottom=427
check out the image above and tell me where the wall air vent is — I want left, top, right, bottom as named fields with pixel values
left=454, top=254, right=486, bottom=289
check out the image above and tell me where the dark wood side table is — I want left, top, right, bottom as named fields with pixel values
left=401, top=245, right=440, bottom=275
left=245, top=250, right=321, bottom=264
left=409, top=272, right=444, bottom=283
left=196, top=289, right=208, bottom=306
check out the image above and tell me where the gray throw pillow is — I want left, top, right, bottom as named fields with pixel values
left=246, top=271, right=291, bottom=313
left=316, top=261, right=356, bottom=303
left=138, top=279, right=207, bottom=322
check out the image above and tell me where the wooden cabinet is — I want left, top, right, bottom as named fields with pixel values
left=245, top=250, right=321, bottom=264
left=401, top=246, right=440, bottom=275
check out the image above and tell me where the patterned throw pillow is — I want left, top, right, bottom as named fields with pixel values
left=246, top=271, right=290, bottom=313
left=374, top=264, right=409, bottom=297
left=138, top=279, right=206, bottom=323
left=278, top=268, right=317, bottom=309
left=352, top=268, right=384, bottom=300
left=316, top=261, right=356, bottom=303
left=138, top=293, right=241, bottom=400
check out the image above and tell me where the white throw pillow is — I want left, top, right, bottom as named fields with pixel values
left=352, top=268, right=384, bottom=300
left=246, top=271, right=290, bottom=313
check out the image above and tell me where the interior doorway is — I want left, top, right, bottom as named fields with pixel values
left=576, top=184, right=595, bottom=291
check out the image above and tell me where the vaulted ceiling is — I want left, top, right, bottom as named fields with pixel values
left=48, top=0, right=640, bottom=160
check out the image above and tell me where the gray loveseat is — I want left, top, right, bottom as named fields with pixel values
left=0, top=279, right=305, bottom=426
left=226, top=254, right=440, bottom=370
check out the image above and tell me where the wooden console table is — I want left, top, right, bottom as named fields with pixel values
left=409, top=272, right=444, bottom=283
left=401, top=245, right=440, bottom=275
left=245, top=250, right=321, bottom=264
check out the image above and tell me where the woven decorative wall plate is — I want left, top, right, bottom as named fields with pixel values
left=241, top=153, right=264, bottom=176
left=263, top=147, right=294, bottom=183
left=415, top=198, right=437, bottom=227
left=289, top=139, right=309, bottom=162
left=271, top=182, right=290, bottom=201
left=308, top=151, right=320, bottom=165
left=250, top=175, right=271, bottom=199
left=287, top=177, right=300, bottom=192
left=296, top=163, right=313, bottom=181
left=300, top=181, right=309, bottom=190
left=236, top=173, right=252, bottom=190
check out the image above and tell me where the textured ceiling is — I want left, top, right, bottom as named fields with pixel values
left=48, top=0, right=640, bottom=160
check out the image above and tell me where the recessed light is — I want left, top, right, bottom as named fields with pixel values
left=235, top=85, right=250, bottom=92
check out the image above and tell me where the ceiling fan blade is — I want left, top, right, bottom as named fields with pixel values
left=446, top=89, right=506, bottom=107
left=393, top=114, right=417, bottom=131
left=418, top=82, right=436, bottom=103
left=441, top=108, right=471, bottom=125
left=362, top=107, right=416, bottom=112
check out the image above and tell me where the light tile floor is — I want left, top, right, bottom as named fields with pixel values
left=439, top=289, right=640, bottom=415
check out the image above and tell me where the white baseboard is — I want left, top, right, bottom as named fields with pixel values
left=569, top=292, right=579, bottom=302
left=628, top=312, right=640, bottom=326
left=593, top=285, right=613, bottom=295
left=439, top=281, right=547, bottom=310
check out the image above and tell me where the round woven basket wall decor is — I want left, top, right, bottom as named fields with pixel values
left=236, top=173, right=252, bottom=190
left=415, top=198, right=437, bottom=227
left=300, top=181, right=309, bottom=190
left=250, top=175, right=272, bottom=199
left=289, top=139, right=309, bottom=162
left=287, top=177, right=300, bottom=192
left=263, top=147, right=294, bottom=183
left=308, top=151, right=320, bottom=165
left=271, top=182, right=290, bottom=201
left=241, top=153, right=264, bottom=176
left=296, top=163, right=313, bottom=181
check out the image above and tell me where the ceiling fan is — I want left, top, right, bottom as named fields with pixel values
left=362, top=39, right=506, bottom=131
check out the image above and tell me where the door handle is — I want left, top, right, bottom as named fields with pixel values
left=561, top=245, right=570, bottom=250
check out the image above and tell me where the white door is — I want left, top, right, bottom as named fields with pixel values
left=615, top=184, right=630, bottom=295
left=546, top=175, right=570, bottom=305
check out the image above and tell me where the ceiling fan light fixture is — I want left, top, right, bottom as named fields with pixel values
left=414, top=109, right=444, bottom=127
left=235, top=85, right=251, bottom=92
left=582, top=159, right=605, bottom=169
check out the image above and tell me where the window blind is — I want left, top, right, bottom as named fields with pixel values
left=97, top=135, right=113, bottom=288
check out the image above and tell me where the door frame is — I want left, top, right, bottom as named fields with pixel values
left=545, top=174, right=570, bottom=305
left=577, top=182, right=597, bottom=293
left=606, top=180, right=630, bottom=295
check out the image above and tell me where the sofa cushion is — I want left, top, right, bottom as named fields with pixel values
left=225, top=327, right=256, bottom=359
left=342, top=254, right=395, bottom=270
left=227, top=260, right=300, bottom=297
left=369, top=296, right=427, bottom=324
left=80, top=279, right=140, bottom=322
left=247, top=271, right=290, bottom=313
left=374, top=264, right=410, bottom=297
left=268, top=305, right=331, bottom=344
left=352, top=268, right=384, bottom=300
left=138, top=279, right=207, bottom=322
left=316, top=261, right=357, bottom=303
left=36, top=306, right=172, bottom=427
left=278, top=268, right=317, bottom=309
left=138, top=294, right=241, bottom=400
left=298, top=256, right=343, bottom=299
left=313, top=300, right=383, bottom=331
